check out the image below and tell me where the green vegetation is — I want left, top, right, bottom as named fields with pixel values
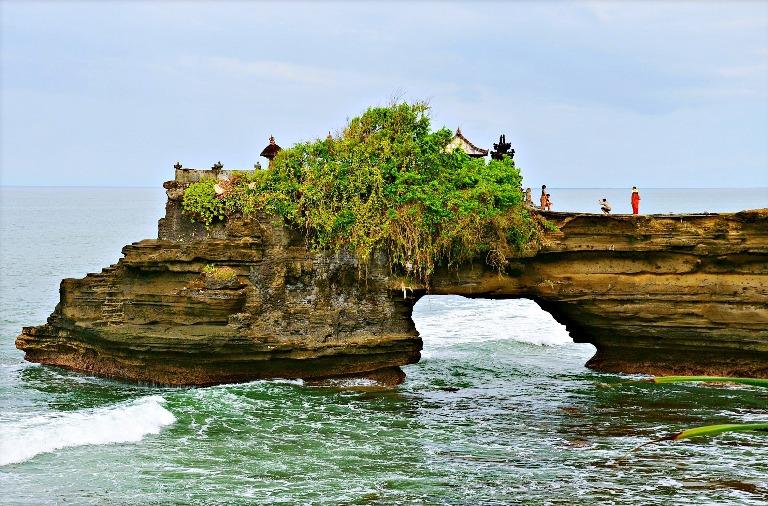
left=202, top=264, right=237, bottom=281
left=606, top=376, right=768, bottom=466
left=183, top=101, right=545, bottom=281
left=615, top=423, right=768, bottom=466
left=602, top=375, right=768, bottom=389
left=182, top=182, right=225, bottom=226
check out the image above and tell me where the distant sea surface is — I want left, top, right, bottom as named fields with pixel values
left=541, top=187, right=767, bottom=215
left=1, top=187, right=767, bottom=505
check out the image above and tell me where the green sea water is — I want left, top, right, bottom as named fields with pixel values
left=1, top=187, right=767, bottom=505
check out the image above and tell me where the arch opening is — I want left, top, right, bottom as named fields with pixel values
left=411, top=295, right=596, bottom=358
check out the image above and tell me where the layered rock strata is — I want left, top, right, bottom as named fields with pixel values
left=428, top=211, right=768, bottom=378
left=16, top=178, right=768, bottom=385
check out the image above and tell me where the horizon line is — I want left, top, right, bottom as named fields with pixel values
left=2, top=185, right=767, bottom=191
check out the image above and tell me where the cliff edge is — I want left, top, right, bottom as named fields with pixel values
left=16, top=176, right=768, bottom=385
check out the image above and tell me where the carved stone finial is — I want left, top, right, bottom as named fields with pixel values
left=490, top=134, right=515, bottom=160
left=174, top=162, right=182, bottom=170
left=456, top=127, right=462, bottom=136
left=269, top=135, right=276, bottom=145
left=327, top=132, right=332, bottom=140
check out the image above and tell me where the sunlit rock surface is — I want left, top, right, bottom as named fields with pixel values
left=17, top=178, right=768, bottom=385
left=429, top=210, right=768, bottom=378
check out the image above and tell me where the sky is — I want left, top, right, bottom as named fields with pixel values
left=1, top=0, right=767, bottom=189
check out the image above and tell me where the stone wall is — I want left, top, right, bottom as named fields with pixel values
left=173, top=167, right=256, bottom=183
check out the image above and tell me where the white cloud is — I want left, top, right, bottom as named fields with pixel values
left=184, top=56, right=335, bottom=87
left=714, top=64, right=768, bottom=80
left=584, top=1, right=678, bottom=23
left=1, top=0, right=766, bottom=188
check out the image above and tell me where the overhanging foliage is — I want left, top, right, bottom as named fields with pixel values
left=182, top=101, right=544, bottom=281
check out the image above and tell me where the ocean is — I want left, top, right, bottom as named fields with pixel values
left=1, top=187, right=767, bottom=505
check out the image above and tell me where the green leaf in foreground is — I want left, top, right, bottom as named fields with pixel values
left=605, top=376, right=768, bottom=466
left=598, top=376, right=768, bottom=389
left=614, top=423, right=768, bottom=466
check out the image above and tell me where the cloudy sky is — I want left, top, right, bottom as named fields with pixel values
left=1, top=0, right=767, bottom=189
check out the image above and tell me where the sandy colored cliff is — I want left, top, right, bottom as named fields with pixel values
left=16, top=178, right=768, bottom=385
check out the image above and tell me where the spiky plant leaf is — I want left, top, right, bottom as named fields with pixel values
left=614, top=423, right=768, bottom=466
left=600, top=376, right=768, bottom=389
left=605, top=376, right=768, bottom=466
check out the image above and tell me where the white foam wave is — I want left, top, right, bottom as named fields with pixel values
left=0, top=395, right=175, bottom=466
left=319, top=377, right=381, bottom=388
left=267, top=378, right=305, bottom=386
left=414, top=296, right=572, bottom=348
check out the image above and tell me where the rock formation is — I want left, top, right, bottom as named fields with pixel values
left=428, top=211, right=768, bottom=378
left=16, top=173, right=768, bottom=385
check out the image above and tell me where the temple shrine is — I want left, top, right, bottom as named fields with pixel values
left=490, top=134, right=514, bottom=160
left=259, top=135, right=282, bottom=168
left=445, top=128, right=489, bottom=158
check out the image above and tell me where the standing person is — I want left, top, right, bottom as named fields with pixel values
left=631, top=187, right=641, bottom=214
left=599, top=198, right=611, bottom=215
left=540, top=189, right=548, bottom=210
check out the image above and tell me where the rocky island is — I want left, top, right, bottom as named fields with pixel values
left=16, top=166, right=768, bottom=385
left=16, top=102, right=768, bottom=386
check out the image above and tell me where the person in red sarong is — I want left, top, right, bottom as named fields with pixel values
left=631, top=187, right=641, bottom=214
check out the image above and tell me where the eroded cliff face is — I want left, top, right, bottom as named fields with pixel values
left=16, top=182, right=420, bottom=385
left=428, top=211, right=768, bottom=378
left=16, top=178, right=768, bottom=385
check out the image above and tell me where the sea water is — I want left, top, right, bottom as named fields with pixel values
left=0, top=187, right=766, bottom=505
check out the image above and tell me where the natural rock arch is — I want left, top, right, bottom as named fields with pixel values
left=17, top=180, right=768, bottom=385
left=411, top=295, right=575, bottom=350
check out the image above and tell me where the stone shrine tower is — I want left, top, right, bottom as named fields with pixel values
left=490, top=134, right=514, bottom=160
left=259, top=135, right=282, bottom=168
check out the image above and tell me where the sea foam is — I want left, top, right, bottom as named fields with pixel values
left=414, top=296, right=572, bottom=349
left=0, top=395, right=175, bottom=466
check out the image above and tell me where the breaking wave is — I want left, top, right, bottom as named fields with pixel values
left=0, top=395, right=175, bottom=466
left=414, top=295, right=572, bottom=349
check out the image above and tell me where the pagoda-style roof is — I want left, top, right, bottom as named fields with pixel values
left=490, top=134, right=514, bottom=160
left=259, top=135, right=282, bottom=160
left=445, top=128, right=489, bottom=158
